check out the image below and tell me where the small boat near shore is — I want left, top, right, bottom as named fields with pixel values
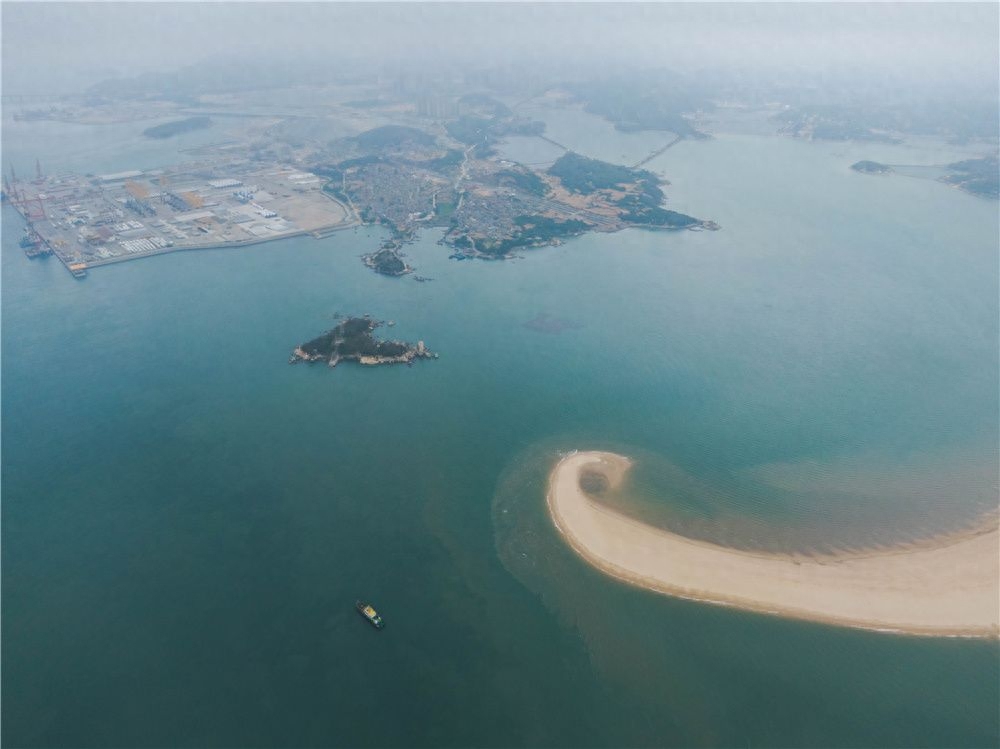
left=355, top=600, right=385, bottom=629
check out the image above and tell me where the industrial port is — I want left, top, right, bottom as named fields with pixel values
left=4, top=158, right=357, bottom=278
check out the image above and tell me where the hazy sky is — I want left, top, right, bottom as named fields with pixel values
left=2, top=2, right=998, bottom=95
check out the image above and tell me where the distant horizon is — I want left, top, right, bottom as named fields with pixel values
left=3, top=2, right=997, bottom=95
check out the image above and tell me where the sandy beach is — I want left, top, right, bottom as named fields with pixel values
left=547, top=451, right=999, bottom=637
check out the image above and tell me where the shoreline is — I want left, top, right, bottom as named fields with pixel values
left=546, top=451, right=1000, bottom=638
left=83, top=219, right=359, bottom=269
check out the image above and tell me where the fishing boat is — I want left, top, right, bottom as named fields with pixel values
left=355, top=600, right=385, bottom=629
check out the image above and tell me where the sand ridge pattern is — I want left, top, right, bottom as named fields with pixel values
left=547, top=451, right=999, bottom=638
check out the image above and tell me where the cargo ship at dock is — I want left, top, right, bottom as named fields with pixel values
left=20, top=228, right=52, bottom=258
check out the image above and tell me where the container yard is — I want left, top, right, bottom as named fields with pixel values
left=4, top=160, right=357, bottom=278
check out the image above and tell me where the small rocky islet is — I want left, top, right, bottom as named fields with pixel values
left=363, top=244, right=412, bottom=276
left=290, top=316, right=436, bottom=369
left=850, top=160, right=893, bottom=174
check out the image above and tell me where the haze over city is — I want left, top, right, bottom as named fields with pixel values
left=4, top=3, right=997, bottom=92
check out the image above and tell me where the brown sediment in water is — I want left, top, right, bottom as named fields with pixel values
left=547, top=451, right=1000, bottom=638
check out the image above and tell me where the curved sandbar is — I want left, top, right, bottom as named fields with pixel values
left=547, top=451, right=999, bottom=637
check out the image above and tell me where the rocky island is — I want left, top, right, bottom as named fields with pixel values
left=290, top=316, right=436, bottom=368
left=851, top=160, right=892, bottom=174
left=850, top=155, right=998, bottom=199
left=363, top=245, right=411, bottom=276
left=942, top=155, right=999, bottom=199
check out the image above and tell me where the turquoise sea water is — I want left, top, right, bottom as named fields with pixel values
left=3, top=109, right=998, bottom=747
